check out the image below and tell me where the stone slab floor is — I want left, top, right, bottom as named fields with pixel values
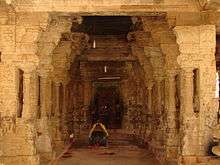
left=56, top=145, right=161, bottom=165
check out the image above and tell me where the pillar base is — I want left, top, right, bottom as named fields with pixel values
left=39, top=152, right=54, bottom=164
left=147, top=143, right=166, bottom=163
left=166, top=146, right=178, bottom=160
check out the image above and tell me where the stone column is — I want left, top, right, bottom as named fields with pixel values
left=62, top=84, right=67, bottom=115
left=40, top=75, right=52, bottom=118
left=61, top=82, right=69, bottom=140
left=154, top=77, right=166, bottom=151
left=54, top=82, right=60, bottom=117
left=52, top=82, right=63, bottom=143
left=180, top=68, right=198, bottom=156
left=166, top=71, right=179, bottom=160
left=15, top=66, right=40, bottom=165
left=155, top=78, right=163, bottom=114
left=23, top=68, right=36, bottom=119
left=145, top=83, right=153, bottom=142
left=174, top=25, right=218, bottom=159
left=147, top=83, right=153, bottom=115
left=35, top=71, right=53, bottom=157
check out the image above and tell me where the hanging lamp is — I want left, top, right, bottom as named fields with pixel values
left=92, top=22, right=96, bottom=49
left=104, top=65, right=107, bottom=73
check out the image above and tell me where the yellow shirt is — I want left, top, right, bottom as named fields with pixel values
left=89, top=123, right=109, bottom=137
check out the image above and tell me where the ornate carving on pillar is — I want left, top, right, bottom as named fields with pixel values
left=0, top=115, right=16, bottom=137
left=165, top=70, right=179, bottom=159
left=38, top=15, right=75, bottom=81
left=142, top=16, right=179, bottom=71
left=15, top=13, right=50, bottom=65
left=127, top=31, right=154, bottom=82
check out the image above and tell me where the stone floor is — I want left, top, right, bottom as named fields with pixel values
left=57, top=145, right=161, bottom=165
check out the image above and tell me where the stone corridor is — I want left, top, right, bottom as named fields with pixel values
left=1, top=1, right=220, bottom=165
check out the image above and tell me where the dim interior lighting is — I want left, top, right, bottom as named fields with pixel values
left=104, top=65, right=107, bottom=73
left=92, top=22, right=96, bottom=49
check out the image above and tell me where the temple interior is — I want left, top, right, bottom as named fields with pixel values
left=2, top=1, right=220, bottom=165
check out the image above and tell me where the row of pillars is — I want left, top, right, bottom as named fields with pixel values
left=144, top=68, right=200, bottom=159
left=19, top=67, right=70, bottom=145
left=21, top=69, right=67, bottom=120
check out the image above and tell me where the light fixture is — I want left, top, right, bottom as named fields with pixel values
left=104, top=65, right=107, bottom=73
left=92, top=22, right=96, bottom=49
left=98, top=77, right=120, bottom=80
left=93, top=39, right=96, bottom=48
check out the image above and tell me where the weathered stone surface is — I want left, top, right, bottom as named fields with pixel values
left=0, top=1, right=220, bottom=165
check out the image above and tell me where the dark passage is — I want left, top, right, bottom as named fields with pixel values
left=90, top=85, right=124, bottom=129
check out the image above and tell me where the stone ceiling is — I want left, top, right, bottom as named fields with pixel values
left=3, top=0, right=220, bottom=13
left=3, top=0, right=200, bottom=13
left=73, top=16, right=132, bottom=35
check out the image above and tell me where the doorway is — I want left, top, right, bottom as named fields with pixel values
left=90, top=84, right=124, bottom=129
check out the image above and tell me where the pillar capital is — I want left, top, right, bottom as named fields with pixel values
left=147, top=81, right=154, bottom=90
left=154, top=76, right=164, bottom=83
left=54, top=81, right=61, bottom=87
left=38, top=65, right=54, bottom=78
left=181, top=67, right=194, bottom=77
left=166, top=70, right=178, bottom=80
left=166, top=70, right=176, bottom=75
left=19, top=64, right=37, bottom=74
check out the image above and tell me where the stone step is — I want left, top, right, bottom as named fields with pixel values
left=73, top=129, right=134, bottom=147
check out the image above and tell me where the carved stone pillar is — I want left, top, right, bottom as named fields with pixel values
left=155, top=78, right=163, bottom=114
left=40, top=74, right=52, bottom=118
left=147, top=83, right=153, bottom=115
left=166, top=71, right=179, bottom=159
left=54, top=82, right=60, bottom=118
left=52, top=82, right=63, bottom=143
left=154, top=77, right=166, bottom=150
left=145, top=83, right=153, bottom=142
left=180, top=68, right=198, bottom=156
left=127, top=31, right=153, bottom=82
left=174, top=25, right=218, bottom=158
left=62, top=83, right=67, bottom=117
left=13, top=66, right=40, bottom=165
left=35, top=71, right=53, bottom=157
left=60, top=82, right=69, bottom=140
left=22, top=67, right=37, bottom=119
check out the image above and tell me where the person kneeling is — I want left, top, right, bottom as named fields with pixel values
left=89, top=121, right=109, bottom=146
